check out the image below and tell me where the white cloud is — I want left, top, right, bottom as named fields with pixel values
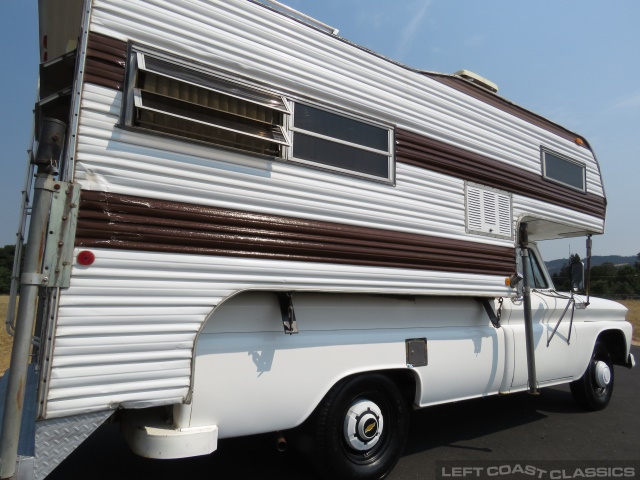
left=356, top=10, right=385, bottom=30
left=395, top=0, right=432, bottom=60
left=613, top=93, right=640, bottom=110
left=464, top=33, right=486, bottom=49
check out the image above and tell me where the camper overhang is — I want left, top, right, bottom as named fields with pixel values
left=38, top=0, right=84, bottom=63
left=519, top=215, right=604, bottom=242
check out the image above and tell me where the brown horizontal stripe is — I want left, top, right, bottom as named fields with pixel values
left=76, top=191, right=516, bottom=276
left=84, top=32, right=127, bottom=91
left=83, top=33, right=589, bottom=151
left=79, top=34, right=603, bottom=222
left=425, top=74, right=588, bottom=147
left=396, top=128, right=606, bottom=220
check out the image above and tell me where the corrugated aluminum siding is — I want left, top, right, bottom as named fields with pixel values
left=75, top=191, right=516, bottom=276
left=87, top=0, right=604, bottom=200
left=44, top=0, right=607, bottom=417
left=76, top=84, right=485, bottom=245
left=48, top=247, right=511, bottom=417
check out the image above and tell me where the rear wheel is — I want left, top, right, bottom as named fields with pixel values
left=310, top=373, right=409, bottom=480
left=570, top=340, right=614, bottom=411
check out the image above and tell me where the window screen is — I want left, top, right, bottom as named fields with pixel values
left=291, top=103, right=393, bottom=181
left=124, top=50, right=290, bottom=156
left=542, top=149, right=585, bottom=192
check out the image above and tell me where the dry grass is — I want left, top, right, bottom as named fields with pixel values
left=1, top=295, right=14, bottom=376
left=618, top=299, right=640, bottom=346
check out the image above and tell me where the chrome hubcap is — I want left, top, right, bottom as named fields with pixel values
left=594, top=360, right=611, bottom=389
left=343, top=400, right=384, bottom=451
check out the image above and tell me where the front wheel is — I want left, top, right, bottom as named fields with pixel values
left=310, top=373, right=410, bottom=480
left=570, top=340, right=614, bottom=411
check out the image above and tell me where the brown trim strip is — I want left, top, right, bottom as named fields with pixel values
left=76, top=191, right=515, bottom=276
left=395, top=129, right=606, bottom=220
left=426, top=74, right=587, bottom=146
left=84, top=31, right=589, bottom=151
left=78, top=35, right=603, bottom=221
left=84, top=32, right=127, bottom=91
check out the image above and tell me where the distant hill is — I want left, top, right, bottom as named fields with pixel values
left=545, top=255, right=636, bottom=275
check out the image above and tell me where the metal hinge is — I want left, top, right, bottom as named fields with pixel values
left=477, top=297, right=502, bottom=328
left=41, top=181, right=80, bottom=288
left=277, top=292, right=298, bottom=335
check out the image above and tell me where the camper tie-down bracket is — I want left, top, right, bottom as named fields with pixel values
left=477, top=297, right=502, bottom=328
left=277, top=292, right=298, bottom=334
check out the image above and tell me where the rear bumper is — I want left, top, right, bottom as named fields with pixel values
left=122, top=409, right=218, bottom=459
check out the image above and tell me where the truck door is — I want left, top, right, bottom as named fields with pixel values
left=502, top=245, right=580, bottom=389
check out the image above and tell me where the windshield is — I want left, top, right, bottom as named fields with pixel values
left=516, top=247, right=550, bottom=289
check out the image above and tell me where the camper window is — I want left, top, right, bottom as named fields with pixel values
left=123, top=50, right=290, bottom=156
left=541, top=149, right=585, bottom=192
left=290, top=103, right=394, bottom=182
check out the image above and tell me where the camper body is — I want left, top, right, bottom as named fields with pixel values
left=0, top=1, right=634, bottom=479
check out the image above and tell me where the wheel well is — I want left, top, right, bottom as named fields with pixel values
left=367, top=369, right=419, bottom=407
left=596, top=330, right=628, bottom=366
left=293, top=369, right=418, bottom=448
left=315, top=369, right=419, bottom=415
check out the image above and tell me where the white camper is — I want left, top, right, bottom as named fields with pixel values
left=0, top=1, right=634, bottom=479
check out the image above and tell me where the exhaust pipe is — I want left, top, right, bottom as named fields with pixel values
left=276, top=433, right=287, bottom=452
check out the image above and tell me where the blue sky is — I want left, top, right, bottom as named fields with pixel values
left=1, top=0, right=638, bottom=261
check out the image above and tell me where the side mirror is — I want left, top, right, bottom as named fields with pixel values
left=571, top=261, right=585, bottom=292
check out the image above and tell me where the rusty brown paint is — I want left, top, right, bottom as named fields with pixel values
left=76, top=191, right=515, bottom=276
left=84, top=32, right=127, bottom=91
left=16, top=377, right=24, bottom=408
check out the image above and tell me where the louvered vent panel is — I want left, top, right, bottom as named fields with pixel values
left=467, top=188, right=483, bottom=231
left=498, top=195, right=512, bottom=237
left=466, top=183, right=512, bottom=239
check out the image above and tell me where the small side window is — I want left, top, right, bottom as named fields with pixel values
left=290, top=103, right=394, bottom=182
left=123, top=48, right=290, bottom=156
left=541, top=149, right=585, bottom=192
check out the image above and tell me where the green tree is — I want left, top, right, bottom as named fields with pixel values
left=587, top=261, right=640, bottom=298
left=616, top=265, right=639, bottom=292
left=0, top=265, right=11, bottom=294
left=0, top=244, right=16, bottom=294
left=590, top=279, right=610, bottom=296
left=0, top=244, right=15, bottom=270
left=612, top=282, right=635, bottom=296
left=590, top=262, right=617, bottom=287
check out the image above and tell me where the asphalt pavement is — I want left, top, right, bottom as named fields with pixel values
left=48, top=346, right=640, bottom=480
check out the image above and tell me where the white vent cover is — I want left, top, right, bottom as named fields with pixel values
left=466, top=183, right=512, bottom=239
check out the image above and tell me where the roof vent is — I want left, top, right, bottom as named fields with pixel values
left=453, top=70, right=498, bottom=93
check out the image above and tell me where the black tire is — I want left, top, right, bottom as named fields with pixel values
left=310, top=373, right=409, bottom=480
left=570, top=340, right=614, bottom=411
